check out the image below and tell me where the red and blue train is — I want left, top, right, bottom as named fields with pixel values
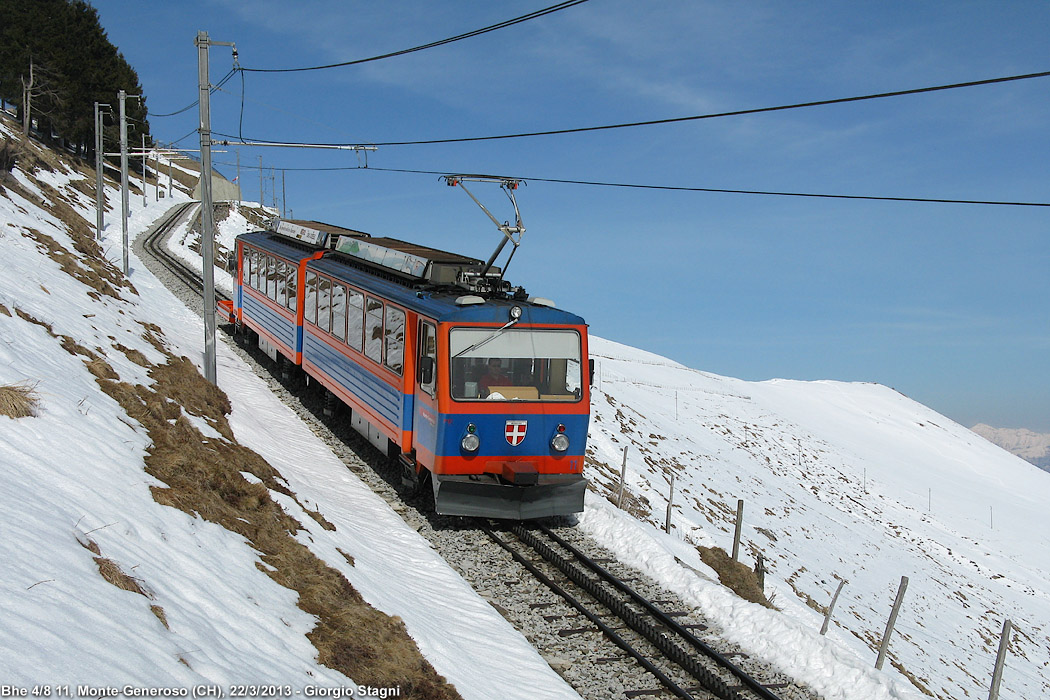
left=220, top=217, right=590, bottom=519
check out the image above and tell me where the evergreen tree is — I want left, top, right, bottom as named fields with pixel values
left=0, top=0, right=150, bottom=157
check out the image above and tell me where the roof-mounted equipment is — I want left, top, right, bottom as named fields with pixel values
left=444, top=175, right=526, bottom=286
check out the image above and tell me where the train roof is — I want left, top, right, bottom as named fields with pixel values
left=239, top=230, right=320, bottom=260
left=237, top=229, right=586, bottom=326
left=308, top=254, right=585, bottom=326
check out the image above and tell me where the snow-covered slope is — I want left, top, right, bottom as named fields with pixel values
left=972, top=424, right=1050, bottom=470
left=582, top=337, right=1050, bottom=700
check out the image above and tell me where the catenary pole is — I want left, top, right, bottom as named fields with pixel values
left=119, top=90, right=129, bottom=274
left=141, top=134, right=147, bottom=207
left=94, top=102, right=109, bottom=242
left=196, top=30, right=236, bottom=384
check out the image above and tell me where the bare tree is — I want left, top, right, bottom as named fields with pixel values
left=20, top=58, right=62, bottom=138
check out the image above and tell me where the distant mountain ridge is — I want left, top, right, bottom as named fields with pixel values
left=971, top=423, right=1050, bottom=471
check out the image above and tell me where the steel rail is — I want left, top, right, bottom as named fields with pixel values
left=538, top=525, right=784, bottom=700
left=508, top=524, right=747, bottom=700
left=481, top=524, right=699, bottom=700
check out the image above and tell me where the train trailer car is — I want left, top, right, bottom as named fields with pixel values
left=227, top=219, right=590, bottom=520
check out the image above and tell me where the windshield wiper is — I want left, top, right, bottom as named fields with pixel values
left=452, top=318, right=518, bottom=359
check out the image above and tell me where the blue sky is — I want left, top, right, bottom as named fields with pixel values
left=92, top=1, right=1050, bottom=431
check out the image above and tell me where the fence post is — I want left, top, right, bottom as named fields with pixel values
left=754, top=554, right=765, bottom=593
left=875, top=576, right=909, bottom=669
left=616, top=446, right=628, bottom=509
left=731, top=499, right=744, bottom=561
left=821, top=578, right=847, bottom=635
left=664, top=475, right=674, bottom=533
left=987, top=619, right=1013, bottom=700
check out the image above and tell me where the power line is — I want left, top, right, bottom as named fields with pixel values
left=370, top=70, right=1050, bottom=146
left=212, top=159, right=1050, bottom=206
left=213, top=69, right=1050, bottom=148
left=147, top=68, right=239, bottom=118
left=357, top=166, right=1050, bottom=207
left=240, top=0, right=590, bottom=74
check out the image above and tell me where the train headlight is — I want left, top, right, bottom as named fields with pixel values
left=461, top=424, right=480, bottom=452
left=510, top=305, right=522, bottom=321
left=550, top=431, right=570, bottom=452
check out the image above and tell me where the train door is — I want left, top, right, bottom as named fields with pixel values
left=411, top=319, right=440, bottom=475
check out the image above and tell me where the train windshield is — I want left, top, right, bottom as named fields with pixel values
left=449, top=328, right=582, bottom=402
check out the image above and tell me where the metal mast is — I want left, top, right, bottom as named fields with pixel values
left=196, top=30, right=237, bottom=384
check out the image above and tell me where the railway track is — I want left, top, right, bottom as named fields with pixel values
left=140, top=202, right=213, bottom=298
left=485, top=523, right=787, bottom=700
left=139, top=205, right=816, bottom=700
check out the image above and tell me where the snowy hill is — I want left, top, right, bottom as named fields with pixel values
left=972, top=424, right=1050, bottom=471
left=581, top=338, right=1050, bottom=700
left=1, top=121, right=1047, bottom=700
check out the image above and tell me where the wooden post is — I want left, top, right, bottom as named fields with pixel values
left=664, top=475, right=674, bottom=533
left=754, top=554, right=765, bottom=592
left=987, top=619, right=1013, bottom=700
left=821, top=578, right=847, bottom=635
left=875, top=576, right=909, bottom=669
left=731, top=499, right=744, bottom=561
left=616, top=446, right=628, bottom=509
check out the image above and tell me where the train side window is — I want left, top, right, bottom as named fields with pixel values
left=384, top=306, right=405, bottom=375
left=243, top=250, right=252, bottom=288
left=346, top=288, right=363, bottom=351
left=266, top=256, right=278, bottom=301
left=317, top=276, right=332, bottom=332
left=275, top=261, right=288, bottom=306
left=331, top=284, right=347, bottom=343
left=418, top=321, right=437, bottom=395
left=251, top=251, right=261, bottom=290
left=286, top=264, right=298, bottom=311
left=364, top=297, right=383, bottom=363
left=304, top=271, right=317, bottom=325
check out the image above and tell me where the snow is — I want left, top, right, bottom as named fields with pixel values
left=1, top=120, right=1047, bottom=700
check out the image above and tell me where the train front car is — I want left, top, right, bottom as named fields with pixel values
left=420, top=298, right=590, bottom=520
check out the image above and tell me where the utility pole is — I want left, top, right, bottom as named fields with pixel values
left=94, top=102, right=111, bottom=242
left=258, top=155, right=263, bottom=207
left=281, top=169, right=286, bottom=217
left=196, top=30, right=237, bottom=385
left=141, top=134, right=147, bottom=207
left=119, top=90, right=129, bottom=274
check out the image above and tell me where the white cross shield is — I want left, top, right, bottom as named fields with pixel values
left=505, top=420, right=528, bottom=446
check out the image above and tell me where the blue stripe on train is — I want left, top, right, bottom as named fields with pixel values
left=303, top=331, right=410, bottom=431
left=435, top=412, right=589, bottom=458
left=243, top=293, right=298, bottom=352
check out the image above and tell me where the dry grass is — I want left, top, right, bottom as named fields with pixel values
left=80, top=536, right=171, bottom=630
left=697, top=545, right=774, bottom=608
left=0, top=382, right=40, bottom=419
left=94, top=556, right=148, bottom=596
left=91, top=349, right=460, bottom=699
left=14, top=307, right=96, bottom=358
left=1, top=136, right=134, bottom=300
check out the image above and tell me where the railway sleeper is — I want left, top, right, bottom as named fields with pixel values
left=511, top=525, right=745, bottom=700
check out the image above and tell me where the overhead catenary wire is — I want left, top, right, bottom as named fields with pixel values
left=362, top=167, right=1050, bottom=207
left=211, top=160, right=1050, bottom=207
left=216, top=69, right=1050, bottom=148
left=239, top=0, right=590, bottom=73
left=147, top=67, right=239, bottom=118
